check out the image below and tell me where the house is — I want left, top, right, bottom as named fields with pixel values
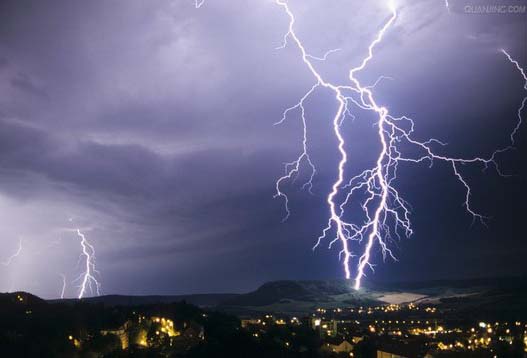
left=332, top=340, right=354, bottom=353
left=376, top=341, right=424, bottom=358
left=312, top=318, right=338, bottom=337
left=377, top=350, right=410, bottom=358
left=321, top=337, right=355, bottom=354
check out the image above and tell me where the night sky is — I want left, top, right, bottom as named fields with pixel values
left=0, top=0, right=526, bottom=298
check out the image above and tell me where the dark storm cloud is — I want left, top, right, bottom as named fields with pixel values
left=0, top=0, right=525, bottom=297
left=0, top=118, right=163, bottom=198
left=10, top=73, right=49, bottom=99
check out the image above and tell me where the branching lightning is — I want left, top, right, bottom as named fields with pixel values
left=75, top=229, right=101, bottom=299
left=274, top=0, right=526, bottom=289
left=195, top=0, right=205, bottom=9
left=2, top=238, right=23, bottom=266
left=501, top=49, right=527, bottom=145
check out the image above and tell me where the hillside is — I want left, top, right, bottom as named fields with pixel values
left=0, top=291, right=47, bottom=313
left=42, top=276, right=527, bottom=317
left=51, top=293, right=237, bottom=307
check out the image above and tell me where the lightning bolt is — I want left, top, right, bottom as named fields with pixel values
left=59, top=273, right=67, bottom=299
left=2, top=238, right=23, bottom=266
left=75, top=229, right=101, bottom=299
left=195, top=0, right=204, bottom=9
left=274, top=0, right=525, bottom=289
left=501, top=49, right=527, bottom=145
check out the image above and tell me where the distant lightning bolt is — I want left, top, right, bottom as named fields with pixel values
left=75, top=229, right=101, bottom=299
left=2, top=238, right=23, bottom=266
left=501, top=49, right=527, bottom=145
left=274, top=0, right=525, bottom=289
left=195, top=0, right=204, bottom=9
left=59, top=274, right=67, bottom=299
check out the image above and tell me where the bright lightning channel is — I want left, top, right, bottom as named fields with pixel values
left=59, top=273, right=67, bottom=299
left=274, top=0, right=525, bottom=290
left=501, top=49, right=527, bottom=145
left=75, top=229, right=101, bottom=299
left=2, top=238, right=23, bottom=266
left=195, top=0, right=204, bottom=9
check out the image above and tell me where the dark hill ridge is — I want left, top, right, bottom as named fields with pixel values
left=0, top=291, right=46, bottom=306
left=0, top=291, right=48, bottom=316
left=216, top=280, right=382, bottom=315
left=50, top=280, right=371, bottom=308
left=37, top=276, right=527, bottom=316
left=221, top=280, right=353, bottom=306
left=50, top=293, right=237, bottom=307
left=371, top=275, right=527, bottom=291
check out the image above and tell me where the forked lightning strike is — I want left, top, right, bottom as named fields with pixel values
left=75, top=229, right=101, bottom=299
left=2, top=238, right=23, bottom=266
left=274, top=0, right=526, bottom=289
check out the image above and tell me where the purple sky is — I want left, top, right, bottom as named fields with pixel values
left=0, top=0, right=526, bottom=298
